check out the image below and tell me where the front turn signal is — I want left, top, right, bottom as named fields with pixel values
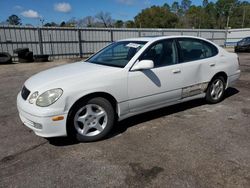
left=52, top=116, right=64, bottom=121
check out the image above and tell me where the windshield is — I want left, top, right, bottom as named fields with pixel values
left=87, top=41, right=147, bottom=68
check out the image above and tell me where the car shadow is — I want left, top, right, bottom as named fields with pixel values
left=48, top=87, right=239, bottom=146
left=46, top=136, right=80, bottom=146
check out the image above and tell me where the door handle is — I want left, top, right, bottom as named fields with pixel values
left=209, top=63, right=215, bottom=67
left=172, top=69, right=181, bottom=74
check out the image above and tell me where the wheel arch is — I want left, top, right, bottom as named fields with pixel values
left=66, top=92, right=119, bottom=137
left=210, top=71, right=228, bottom=83
left=67, top=92, right=118, bottom=120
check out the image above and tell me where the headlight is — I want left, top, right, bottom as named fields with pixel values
left=36, top=88, right=63, bottom=107
left=28, top=91, right=39, bottom=104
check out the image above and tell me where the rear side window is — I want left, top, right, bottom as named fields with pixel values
left=177, top=38, right=218, bottom=63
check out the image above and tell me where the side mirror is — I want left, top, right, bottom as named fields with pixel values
left=131, top=60, right=154, bottom=71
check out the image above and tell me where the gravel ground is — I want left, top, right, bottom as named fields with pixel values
left=0, top=55, right=249, bottom=188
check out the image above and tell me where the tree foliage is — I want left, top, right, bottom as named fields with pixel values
left=134, top=6, right=178, bottom=28
left=6, top=15, right=21, bottom=25
left=133, top=0, right=250, bottom=29
left=114, top=20, right=124, bottom=28
left=43, top=22, right=58, bottom=27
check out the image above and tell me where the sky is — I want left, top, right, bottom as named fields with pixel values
left=0, top=0, right=216, bottom=25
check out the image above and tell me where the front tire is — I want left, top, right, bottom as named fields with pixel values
left=67, top=97, right=115, bottom=142
left=206, top=76, right=226, bottom=104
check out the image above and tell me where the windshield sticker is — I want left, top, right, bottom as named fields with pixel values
left=126, top=43, right=141, bottom=48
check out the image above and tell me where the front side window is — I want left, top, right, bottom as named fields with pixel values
left=178, top=38, right=218, bottom=63
left=88, top=41, right=146, bottom=68
left=140, top=39, right=177, bottom=67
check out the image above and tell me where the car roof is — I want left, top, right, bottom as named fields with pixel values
left=118, top=35, right=209, bottom=43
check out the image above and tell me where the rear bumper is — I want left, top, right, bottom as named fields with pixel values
left=17, top=93, right=67, bottom=137
left=227, top=70, right=241, bottom=87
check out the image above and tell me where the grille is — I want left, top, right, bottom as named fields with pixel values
left=21, top=86, right=30, bottom=100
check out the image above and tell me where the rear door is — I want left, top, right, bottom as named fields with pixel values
left=176, top=38, right=219, bottom=98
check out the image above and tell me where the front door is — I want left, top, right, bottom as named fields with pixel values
left=128, top=39, right=183, bottom=113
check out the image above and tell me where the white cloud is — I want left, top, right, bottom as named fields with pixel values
left=54, top=2, right=72, bottom=13
left=13, top=5, right=23, bottom=11
left=21, top=9, right=41, bottom=18
left=116, top=0, right=135, bottom=5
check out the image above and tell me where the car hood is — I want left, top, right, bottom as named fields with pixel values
left=24, top=61, right=122, bottom=91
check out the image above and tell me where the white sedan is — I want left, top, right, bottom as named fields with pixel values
left=17, top=36, right=240, bottom=142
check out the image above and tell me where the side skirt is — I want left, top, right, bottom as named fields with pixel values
left=118, top=93, right=206, bottom=121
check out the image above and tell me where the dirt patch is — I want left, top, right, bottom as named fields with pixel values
left=242, top=108, right=250, bottom=116
left=125, top=163, right=164, bottom=187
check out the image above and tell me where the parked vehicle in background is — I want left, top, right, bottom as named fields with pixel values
left=235, top=37, right=250, bottom=52
left=0, top=52, right=12, bottom=64
left=17, top=36, right=241, bottom=142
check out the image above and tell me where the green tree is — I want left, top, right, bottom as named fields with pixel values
left=186, top=6, right=204, bottom=28
left=60, top=21, right=66, bottom=27
left=114, top=20, right=124, bottom=28
left=163, top=3, right=171, bottom=11
left=134, top=6, right=178, bottom=28
left=125, top=20, right=135, bottom=28
left=215, top=0, right=238, bottom=28
left=6, top=14, right=21, bottom=25
left=43, top=22, right=58, bottom=27
left=171, top=1, right=180, bottom=15
left=229, top=2, right=250, bottom=28
left=203, top=2, right=217, bottom=28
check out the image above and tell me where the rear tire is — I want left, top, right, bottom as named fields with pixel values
left=206, top=76, right=226, bottom=104
left=34, top=55, right=49, bottom=62
left=67, top=97, right=115, bottom=142
left=18, top=52, right=34, bottom=63
left=14, top=48, right=29, bottom=54
left=0, top=52, right=12, bottom=64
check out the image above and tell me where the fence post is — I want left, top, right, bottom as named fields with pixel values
left=110, top=29, right=114, bottom=42
left=78, top=29, right=83, bottom=58
left=37, top=27, right=43, bottom=55
left=138, top=30, right=141, bottom=37
left=224, top=29, right=228, bottom=47
left=211, top=31, right=214, bottom=42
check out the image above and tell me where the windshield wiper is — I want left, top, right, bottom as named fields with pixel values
left=88, top=61, right=123, bottom=68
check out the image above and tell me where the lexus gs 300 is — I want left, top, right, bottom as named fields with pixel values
left=17, top=36, right=240, bottom=142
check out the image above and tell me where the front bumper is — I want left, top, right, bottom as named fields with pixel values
left=17, top=93, right=67, bottom=137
